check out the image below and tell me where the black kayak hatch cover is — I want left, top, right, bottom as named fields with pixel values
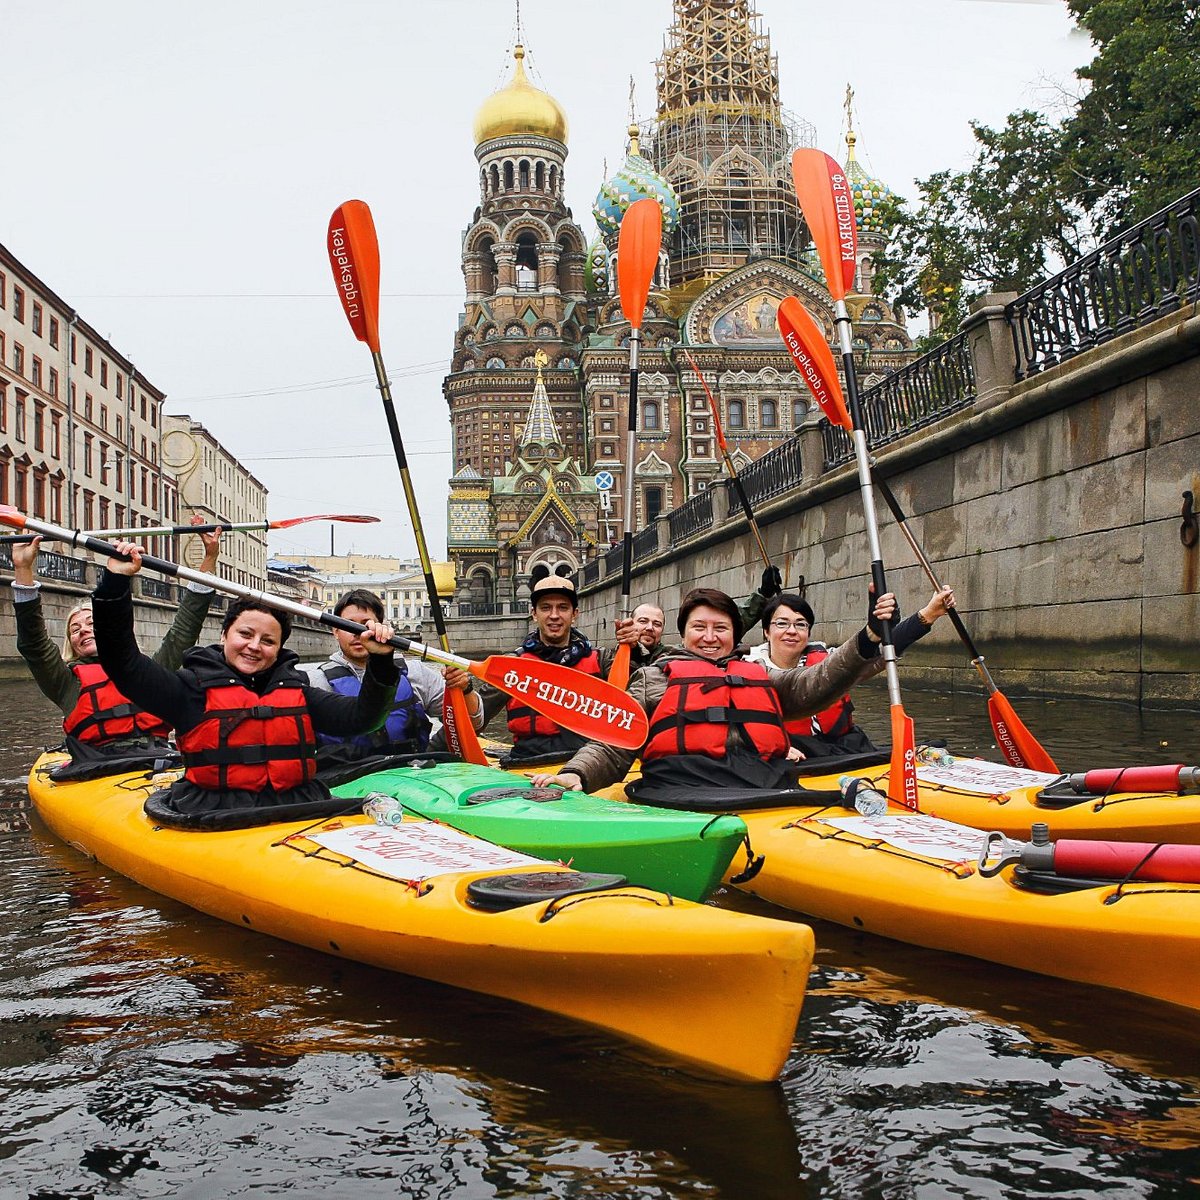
left=466, top=870, right=627, bottom=911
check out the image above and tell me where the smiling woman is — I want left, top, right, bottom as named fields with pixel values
left=87, top=540, right=403, bottom=819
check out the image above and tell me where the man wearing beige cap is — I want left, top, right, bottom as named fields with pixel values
left=504, top=574, right=635, bottom=765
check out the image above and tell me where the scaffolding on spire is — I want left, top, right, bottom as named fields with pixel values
left=639, top=0, right=818, bottom=286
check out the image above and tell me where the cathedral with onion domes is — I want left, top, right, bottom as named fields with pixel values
left=445, top=0, right=913, bottom=613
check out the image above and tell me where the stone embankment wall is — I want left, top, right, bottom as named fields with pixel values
left=574, top=302, right=1200, bottom=708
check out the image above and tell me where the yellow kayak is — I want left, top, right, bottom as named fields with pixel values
left=732, top=801, right=1200, bottom=1012
left=26, top=753, right=813, bottom=1083
left=795, top=752, right=1200, bottom=843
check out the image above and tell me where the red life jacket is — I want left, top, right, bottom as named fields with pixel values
left=63, top=661, right=172, bottom=744
left=506, top=647, right=603, bottom=740
left=177, top=665, right=318, bottom=794
left=643, top=657, right=790, bottom=763
left=784, top=646, right=856, bottom=740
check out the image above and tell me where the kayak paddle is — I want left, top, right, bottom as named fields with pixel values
left=327, top=200, right=486, bottom=764
left=0, top=507, right=649, bottom=750
left=609, top=197, right=663, bottom=690
left=2, top=513, right=379, bottom=545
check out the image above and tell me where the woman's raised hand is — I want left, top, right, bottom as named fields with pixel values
left=106, top=540, right=145, bottom=577
left=10, top=534, right=42, bottom=584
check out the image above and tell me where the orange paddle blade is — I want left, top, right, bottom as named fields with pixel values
left=608, top=642, right=632, bottom=691
left=616, top=198, right=663, bottom=330
left=791, top=149, right=857, bottom=301
left=470, top=655, right=648, bottom=750
left=328, top=200, right=382, bottom=353
left=0, top=505, right=28, bottom=530
left=987, top=692, right=1060, bottom=773
left=442, top=687, right=488, bottom=766
left=777, top=297, right=852, bottom=431
left=271, top=513, right=380, bottom=529
left=889, top=705, right=919, bottom=810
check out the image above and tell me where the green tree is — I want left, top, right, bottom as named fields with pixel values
left=874, top=0, right=1199, bottom=342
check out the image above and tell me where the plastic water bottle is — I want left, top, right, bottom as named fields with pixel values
left=838, top=775, right=889, bottom=818
left=362, top=793, right=404, bottom=826
left=917, top=745, right=955, bottom=768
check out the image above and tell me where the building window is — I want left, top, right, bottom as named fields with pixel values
left=116, top=373, right=124, bottom=399
left=84, top=394, right=93, bottom=421
left=31, top=303, right=42, bottom=336
left=15, top=394, right=26, bottom=441
left=84, top=433, right=94, bottom=476
left=33, top=403, right=44, bottom=452
left=100, top=404, right=108, bottom=430
left=85, top=346, right=94, bottom=376
left=12, top=342, right=24, bottom=375
left=48, top=367, right=59, bottom=398
left=150, top=404, right=157, bottom=429
left=33, top=469, right=46, bottom=519
left=644, top=485, right=664, bottom=523
left=13, top=287, right=24, bottom=322
left=51, top=477, right=62, bottom=521
left=14, top=461, right=28, bottom=510
left=761, top=399, right=778, bottom=428
left=49, top=317, right=59, bottom=348
left=0, top=383, right=6, bottom=433
left=51, top=413, right=61, bottom=457
left=793, top=398, right=808, bottom=427
left=100, top=360, right=108, bottom=387
left=642, top=401, right=660, bottom=431
left=31, top=357, right=41, bottom=389
left=727, top=400, right=744, bottom=429
left=0, top=271, right=5, bottom=307
left=70, top=333, right=77, bottom=364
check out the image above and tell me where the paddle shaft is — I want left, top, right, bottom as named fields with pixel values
left=872, top=476, right=1001, bottom=694
left=832, top=300, right=902, bottom=707
left=619, top=326, right=640, bottom=618
left=5, top=512, right=472, bottom=672
left=369, top=349, right=452, bottom=653
left=683, top=349, right=772, bottom=571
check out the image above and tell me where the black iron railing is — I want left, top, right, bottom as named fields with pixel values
left=455, top=601, right=525, bottom=617
left=581, top=560, right=599, bottom=587
left=142, top=577, right=176, bottom=602
left=740, top=435, right=803, bottom=506
left=632, top=524, right=659, bottom=561
left=604, top=542, right=625, bottom=573
left=0, top=549, right=90, bottom=585
left=821, top=331, right=976, bottom=469
left=1007, top=187, right=1200, bottom=380
left=668, top=489, right=713, bottom=545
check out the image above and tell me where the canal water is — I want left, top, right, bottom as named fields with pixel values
left=2, top=675, right=1199, bottom=1198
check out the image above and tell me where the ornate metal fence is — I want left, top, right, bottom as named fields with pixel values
left=1007, top=187, right=1200, bottom=380
left=632, top=524, right=659, bottom=561
left=142, top=577, right=176, bottom=602
left=581, top=560, right=600, bottom=587
left=821, top=330, right=977, bottom=468
left=668, top=489, right=713, bottom=546
left=739, top=434, right=803, bottom=506
left=0, top=548, right=89, bottom=585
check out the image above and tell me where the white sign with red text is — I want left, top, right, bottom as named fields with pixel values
left=915, top=756, right=1059, bottom=795
left=309, top=821, right=548, bottom=881
left=817, top=813, right=1016, bottom=864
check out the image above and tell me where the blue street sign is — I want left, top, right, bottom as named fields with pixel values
left=594, top=471, right=614, bottom=491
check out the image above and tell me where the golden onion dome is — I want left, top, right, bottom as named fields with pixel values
left=473, top=45, right=568, bottom=146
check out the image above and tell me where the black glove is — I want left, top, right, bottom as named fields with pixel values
left=867, top=585, right=899, bottom=641
left=759, top=565, right=782, bottom=599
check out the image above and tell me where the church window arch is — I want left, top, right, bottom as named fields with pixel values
left=760, top=399, right=778, bottom=428
left=727, top=399, right=745, bottom=429
left=642, top=401, right=660, bottom=431
left=503, top=161, right=514, bottom=190
left=489, top=164, right=500, bottom=194
left=477, top=235, right=496, bottom=295
left=515, top=232, right=539, bottom=291
left=479, top=169, right=487, bottom=196
left=535, top=161, right=545, bottom=190
left=793, top=397, right=809, bottom=427
left=519, top=159, right=531, bottom=189
left=549, top=164, right=558, bottom=194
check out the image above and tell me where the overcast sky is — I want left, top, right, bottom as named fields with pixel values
left=2, top=0, right=1091, bottom=561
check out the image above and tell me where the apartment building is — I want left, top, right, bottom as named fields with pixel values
left=0, top=244, right=177, bottom=556
left=162, top=415, right=268, bottom=588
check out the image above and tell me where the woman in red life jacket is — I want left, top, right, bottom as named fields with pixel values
left=7, top=523, right=220, bottom=775
left=91, top=541, right=400, bottom=816
left=531, top=585, right=897, bottom=805
left=503, top=574, right=637, bottom=765
left=746, top=586, right=955, bottom=759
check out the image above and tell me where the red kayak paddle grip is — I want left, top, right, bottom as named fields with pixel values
left=1069, top=765, right=1199, bottom=794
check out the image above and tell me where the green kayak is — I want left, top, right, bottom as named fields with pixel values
left=332, top=761, right=748, bottom=902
